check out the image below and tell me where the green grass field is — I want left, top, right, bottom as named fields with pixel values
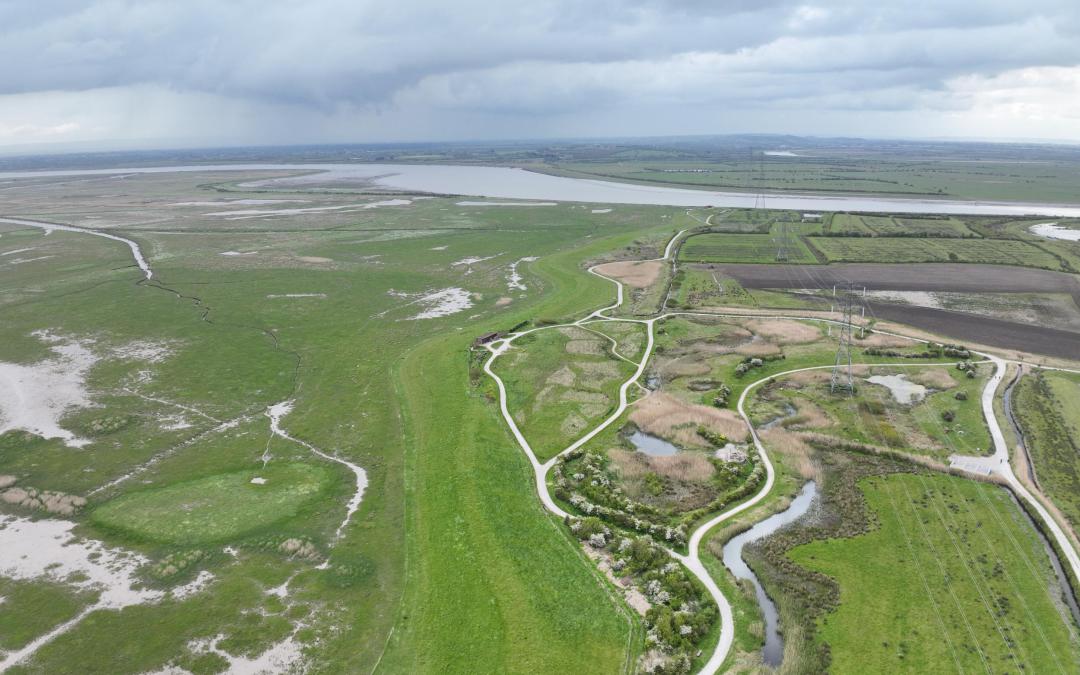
left=92, top=463, right=333, bottom=545
left=679, top=232, right=819, bottom=264
left=493, top=325, right=637, bottom=462
left=0, top=173, right=682, bottom=673
left=828, top=214, right=976, bottom=237
left=790, top=473, right=1080, bottom=674
left=808, top=236, right=1064, bottom=268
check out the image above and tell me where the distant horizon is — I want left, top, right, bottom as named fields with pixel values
left=4, top=131, right=1080, bottom=160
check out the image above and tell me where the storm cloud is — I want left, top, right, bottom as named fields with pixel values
left=1, top=0, right=1079, bottom=148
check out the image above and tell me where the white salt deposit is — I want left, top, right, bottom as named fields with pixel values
left=112, top=340, right=173, bottom=363
left=866, top=374, right=927, bottom=404
left=0, top=515, right=163, bottom=670
left=0, top=217, right=152, bottom=279
left=220, top=250, right=258, bottom=256
left=863, top=290, right=942, bottom=308
left=429, top=245, right=448, bottom=250
left=8, top=256, right=55, bottom=265
left=452, top=254, right=500, bottom=267
left=250, top=477, right=268, bottom=485
left=455, top=200, right=557, bottom=206
left=205, top=199, right=411, bottom=220
left=591, top=208, right=613, bottom=214
left=266, top=293, right=327, bottom=299
left=267, top=401, right=367, bottom=541
left=764, top=151, right=799, bottom=156
left=1030, top=222, right=1080, bottom=241
left=171, top=570, right=215, bottom=599
left=1, top=247, right=35, bottom=256
left=158, top=414, right=193, bottom=431
left=170, top=199, right=310, bottom=206
left=185, top=634, right=306, bottom=675
left=507, top=257, right=539, bottom=291
left=408, top=288, right=474, bottom=320
left=0, top=332, right=98, bottom=448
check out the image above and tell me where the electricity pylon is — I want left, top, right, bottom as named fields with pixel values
left=831, top=282, right=856, bottom=394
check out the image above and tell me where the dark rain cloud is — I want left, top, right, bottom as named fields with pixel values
left=0, top=0, right=1079, bottom=145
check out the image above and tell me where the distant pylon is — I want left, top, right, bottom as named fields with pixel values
left=776, top=219, right=789, bottom=262
left=831, top=282, right=855, bottom=394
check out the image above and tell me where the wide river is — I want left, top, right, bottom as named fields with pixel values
left=4, top=163, right=1080, bottom=216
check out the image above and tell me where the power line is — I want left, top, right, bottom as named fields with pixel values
left=831, top=281, right=856, bottom=394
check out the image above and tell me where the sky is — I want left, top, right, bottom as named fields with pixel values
left=2, top=0, right=1080, bottom=151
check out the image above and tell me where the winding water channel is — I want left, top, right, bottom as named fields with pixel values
left=3, top=164, right=1080, bottom=216
left=722, top=481, right=818, bottom=667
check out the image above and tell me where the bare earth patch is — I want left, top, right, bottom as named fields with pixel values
left=594, top=260, right=663, bottom=289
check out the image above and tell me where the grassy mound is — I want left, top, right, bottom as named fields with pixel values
left=92, top=463, right=331, bottom=545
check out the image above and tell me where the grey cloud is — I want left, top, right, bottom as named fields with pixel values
left=1, top=0, right=1080, bottom=146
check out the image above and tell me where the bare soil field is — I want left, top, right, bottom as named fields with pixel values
left=866, top=301, right=1080, bottom=360
left=707, top=262, right=1080, bottom=297
left=704, top=262, right=1080, bottom=360
left=593, top=260, right=663, bottom=288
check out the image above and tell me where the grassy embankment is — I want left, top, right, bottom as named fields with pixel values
left=379, top=222, right=686, bottom=672
left=1013, top=369, right=1080, bottom=535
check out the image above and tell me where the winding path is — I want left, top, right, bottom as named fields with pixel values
left=482, top=230, right=1080, bottom=674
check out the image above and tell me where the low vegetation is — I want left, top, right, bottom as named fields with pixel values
left=1013, top=370, right=1080, bottom=534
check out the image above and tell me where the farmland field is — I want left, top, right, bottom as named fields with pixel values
left=808, top=236, right=1064, bottom=269
left=680, top=232, right=819, bottom=264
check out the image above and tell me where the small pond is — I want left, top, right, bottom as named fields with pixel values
left=1030, top=222, right=1080, bottom=241
left=629, top=430, right=680, bottom=456
left=722, top=481, right=818, bottom=667
left=866, top=374, right=927, bottom=404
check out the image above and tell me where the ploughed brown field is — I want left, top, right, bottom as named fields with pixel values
left=705, top=263, right=1080, bottom=360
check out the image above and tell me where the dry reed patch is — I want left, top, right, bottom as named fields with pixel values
left=857, top=332, right=918, bottom=348
left=561, top=412, right=588, bottom=435
left=547, top=366, right=576, bottom=387
left=609, top=448, right=716, bottom=482
left=630, top=392, right=749, bottom=446
left=759, top=428, right=822, bottom=481
left=594, top=260, right=663, bottom=288
left=908, top=367, right=957, bottom=389
left=734, top=340, right=783, bottom=358
left=746, top=319, right=820, bottom=344
left=656, top=356, right=712, bottom=379
left=787, top=399, right=832, bottom=430
left=576, top=361, right=621, bottom=381
left=566, top=339, right=606, bottom=356
left=784, top=370, right=831, bottom=386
